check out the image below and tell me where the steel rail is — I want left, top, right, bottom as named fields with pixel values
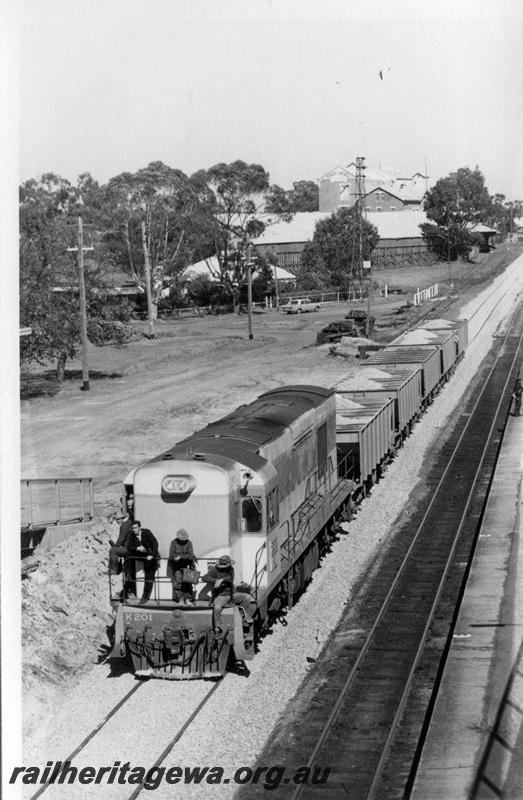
left=467, top=261, right=523, bottom=345
left=366, top=319, right=523, bottom=799
left=126, top=680, right=222, bottom=800
left=29, top=681, right=144, bottom=800
left=290, top=304, right=523, bottom=800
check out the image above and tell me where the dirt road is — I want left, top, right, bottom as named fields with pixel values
left=21, top=309, right=360, bottom=509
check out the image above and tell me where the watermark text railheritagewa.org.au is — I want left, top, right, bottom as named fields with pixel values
left=11, top=762, right=331, bottom=791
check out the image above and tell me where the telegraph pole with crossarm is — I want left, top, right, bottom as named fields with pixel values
left=67, top=214, right=94, bottom=391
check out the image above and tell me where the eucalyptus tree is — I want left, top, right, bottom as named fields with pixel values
left=421, top=166, right=492, bottom=260
left=298, top=207, right=379, bottom=293
left=19, top=174, right=133, bottom=381
left=193, top=160, right=292, bottom=311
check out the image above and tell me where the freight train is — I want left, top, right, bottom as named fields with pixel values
left=109, top=318, right=468, bottom=679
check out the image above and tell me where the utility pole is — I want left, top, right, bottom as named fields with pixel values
left=246, top=243, right=255, bottom=340
left=273, top=261, right=280, bottom=310
left=67, top=214, right=94, bottom=391
left=447, top=226, right=451, bottom=284
left=354, top=156, right=372, bottom=331
left=141, top=220, right=155, bottom=339
left=365, top=259, right=372, bottom=337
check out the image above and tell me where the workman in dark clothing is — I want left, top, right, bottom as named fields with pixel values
left=126, top=520, right=160, bottom=605
left=168, top=529, right=198, bottom=604
left=512, top=377, right=523, bottom=416
left=202, top=555, right=255, bottom=632
left=109, top=496, right=135, bottom=574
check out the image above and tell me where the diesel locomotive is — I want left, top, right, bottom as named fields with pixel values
left=109, top=319, right=468, bottom=679
left=110, top=386, right=355, bottom=678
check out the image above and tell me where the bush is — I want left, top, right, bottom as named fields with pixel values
left=186, top=275, right=232, bottom=308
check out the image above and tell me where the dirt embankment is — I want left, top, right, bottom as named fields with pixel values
left=22, top=519, right=117, bottom=736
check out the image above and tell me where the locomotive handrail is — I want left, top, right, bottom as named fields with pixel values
left=118, top=451, right=355, bottom=607
left=115, top=556, right=255, bottom=603
left=252, top=542, right=267, bottom=602
left=285, top=454, right=354, bottom=560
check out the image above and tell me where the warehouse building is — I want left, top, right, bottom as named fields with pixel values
left=252, top=210, right=437, bottom=271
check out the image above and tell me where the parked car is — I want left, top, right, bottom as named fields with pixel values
left=281, top=298, right=321, bottom=314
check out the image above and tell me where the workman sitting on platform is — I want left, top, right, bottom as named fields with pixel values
left=201, top=555, right=255, bottom=632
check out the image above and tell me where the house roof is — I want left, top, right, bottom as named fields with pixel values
left=180, top=256, right=222, bottom=281
left=252, top=210, right=428, bottom=246
left=347, top=163, right=411, bottom=182
left=319, top=163, right=428, bottom=189
left=180, top=256, right=296, bottom=283
left=317, top=166, right=353, bottom=182
left=470, top=223, right=498, bottom=234
left=364, top=185, right=425, bottom=203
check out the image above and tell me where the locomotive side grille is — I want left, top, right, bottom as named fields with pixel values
left=317, top=422, right=328, bottom=477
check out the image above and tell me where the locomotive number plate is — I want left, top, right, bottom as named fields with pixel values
left=124, top=612, right=153, bottom=622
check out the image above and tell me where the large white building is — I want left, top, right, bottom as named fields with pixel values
left=318, top=163, right=428, bottom=213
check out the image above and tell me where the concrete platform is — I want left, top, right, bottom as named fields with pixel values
left=411, top=413, right=523, bottom=800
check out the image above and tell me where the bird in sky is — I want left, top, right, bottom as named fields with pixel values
left=379, top=70, right=383, bottom=79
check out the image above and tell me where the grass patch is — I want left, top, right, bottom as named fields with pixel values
left=21, top=373, right=63, bottom=400
left=21, top=369, right=124, bottom=400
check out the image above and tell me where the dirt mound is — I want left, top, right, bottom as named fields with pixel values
left=22, top=520, right=116, bottom=704
left=329, top=336, right=380, bottom=358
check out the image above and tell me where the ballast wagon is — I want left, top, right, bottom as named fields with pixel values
left=336, top=367, right=423, bottom=443
left=335, top=395, right=396, bottom=492
left=365, top=345, right=442, bottom=404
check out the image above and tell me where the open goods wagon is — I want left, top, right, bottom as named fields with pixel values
left=335, top=396, right=396, bottom=488
left=422, top=318, right=469, bottom=357
left=390, top=328, right=459, bottom=379
left=336, top=367, right=423, bottom=442
left=365, top=346, right=442, bottom=402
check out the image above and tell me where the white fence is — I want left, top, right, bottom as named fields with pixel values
left=413, top=283, right=439, bottom=306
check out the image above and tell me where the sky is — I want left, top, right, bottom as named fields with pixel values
left=10, top=0, right=523, bottom=200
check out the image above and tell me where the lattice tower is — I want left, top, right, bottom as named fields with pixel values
left=354, top=156, right=367, bottom=295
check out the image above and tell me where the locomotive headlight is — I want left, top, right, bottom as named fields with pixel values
left=161, top=475, right=196, bottom=494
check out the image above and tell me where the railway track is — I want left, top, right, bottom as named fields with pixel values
left=28, top=680, right=221, bottom=800
left=125, top=680, right=221, bottom=800
left=399, top=247, right=523, bottom=334
left=238, top=301, right=523, bottom=799
left=29, top=682, right=145, bottom=799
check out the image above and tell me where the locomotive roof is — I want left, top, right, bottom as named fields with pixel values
left=187, top=385, right=334, bottom=446
left=153, top=438, right=268, bottom=472
left=154, top=385, right=334, bottom=468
